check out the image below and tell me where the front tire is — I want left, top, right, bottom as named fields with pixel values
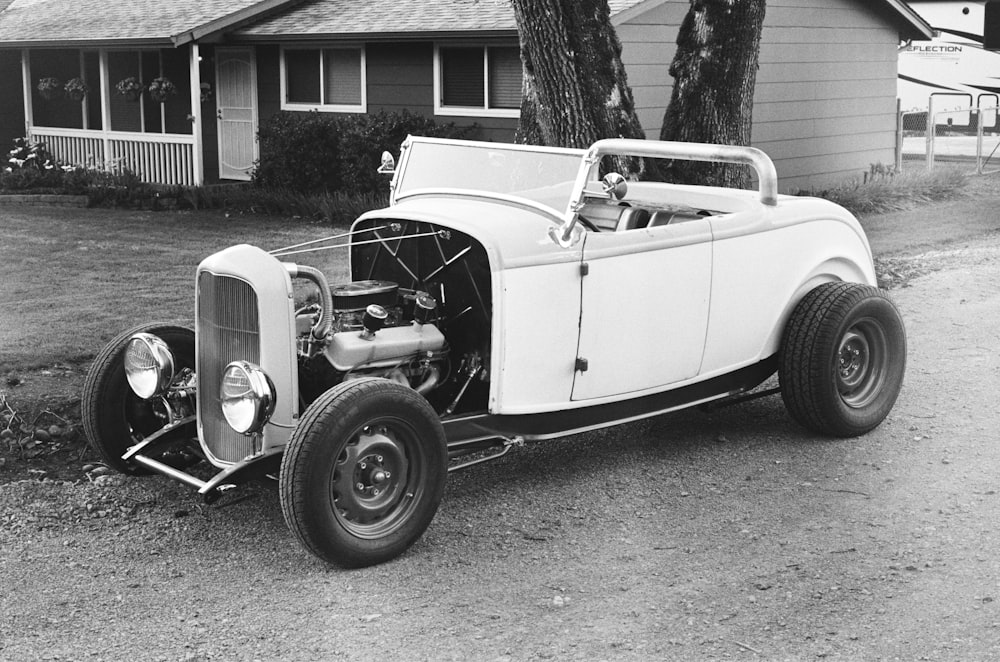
left=82, top=323, right=195, bottom=473
left=279, top=378, right=448, bottom=568
left=779, top=282, right=906, bottom=437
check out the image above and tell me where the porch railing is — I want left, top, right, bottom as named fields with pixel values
left=29, top=126, right=199, bottom=186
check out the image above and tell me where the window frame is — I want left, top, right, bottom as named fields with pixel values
left=433, top=43, right=521, bottom=119
left=279, top=44, right=367, bottom=113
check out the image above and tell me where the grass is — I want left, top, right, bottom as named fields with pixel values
left=0, top=207, right=352, bottom=372
left=802, top=164, right=970, bottom=215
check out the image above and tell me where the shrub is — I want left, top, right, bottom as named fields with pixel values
left=335, top=110, right=479, bottom=194
left=253, top=109, right=479, bottom=195
left=254, top=111, right=342, bottom=193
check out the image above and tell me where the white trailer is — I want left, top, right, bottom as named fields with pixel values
left=899, top=1, right=999, bottom=130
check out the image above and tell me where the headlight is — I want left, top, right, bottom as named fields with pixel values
left=220, top=361, right=276, bottom=435
left=124, top=333, right=175, bottom=399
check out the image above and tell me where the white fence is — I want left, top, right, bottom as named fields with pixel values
left=29, top=127, right=199, bottom=186
left=898, top=105, right=1000, bottom=175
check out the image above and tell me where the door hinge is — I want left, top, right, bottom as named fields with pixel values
left=579, top=262, right=589, bottom=277
left=575, top=357, right=589, bottom=373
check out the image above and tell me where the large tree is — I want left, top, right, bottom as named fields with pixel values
left=659, top=0, right=767, bottom=188
left=510, top=0, right=646, bottom=149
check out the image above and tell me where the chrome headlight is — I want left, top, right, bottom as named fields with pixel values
left=124, top=333, right=175, bottom=399
left=220, top=361, right=276, bottom=435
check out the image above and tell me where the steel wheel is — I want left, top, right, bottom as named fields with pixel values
left=280, top=378, right=447, bottom=568
left=330, top=419, right=427, bottom=539
left=780, top=282, right=906, bottom=437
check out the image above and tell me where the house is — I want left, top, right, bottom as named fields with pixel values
left=0, top=0, right=931, bottom=190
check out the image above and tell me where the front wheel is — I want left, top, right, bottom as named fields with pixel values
left=82, top=323, right=196, bottom=473
left=279, top=378, right=448, bottom=568
left=779, top=282, right=906, bottom=437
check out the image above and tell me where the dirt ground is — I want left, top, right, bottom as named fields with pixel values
left=2, top=175, right=1000, bottom=660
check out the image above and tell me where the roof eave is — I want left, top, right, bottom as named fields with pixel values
left=877, top=0, right=935, bottom=40
left=172, top=0, right=308, bottom=45
left=232, top=29, right=519, bottom=43
left=0, top=37, right=175, bottom=49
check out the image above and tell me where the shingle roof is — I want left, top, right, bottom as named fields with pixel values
left=236, top=0, right=651, bottom=39
left=0, top=0, right=300, bottom=46
left=0, top=0, right=932, bottom=47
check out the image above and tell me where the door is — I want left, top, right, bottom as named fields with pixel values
left=216, top=48, right=258, bottom=181
left=571, top=220, right=713, bottom=401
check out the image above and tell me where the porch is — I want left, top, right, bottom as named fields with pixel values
left=19, top=45, right=213, bottom=186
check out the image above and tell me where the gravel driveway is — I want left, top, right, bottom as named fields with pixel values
left=3, top=205, right=1000, bottom=661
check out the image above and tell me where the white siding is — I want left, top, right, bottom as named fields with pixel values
left=617, top=0, right=903, bottom=190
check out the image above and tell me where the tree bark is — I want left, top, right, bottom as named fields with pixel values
left=511, top=0, right=646, bottom=150
left=659, top=0, right=767, bottom=188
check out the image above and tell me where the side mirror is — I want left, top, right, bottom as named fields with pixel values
left=377, top=151, right=396, bottom=174
left=601, top=172, right=628, bottom=200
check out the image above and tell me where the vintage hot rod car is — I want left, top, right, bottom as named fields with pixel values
left=82, top=137, right=906, bottom=567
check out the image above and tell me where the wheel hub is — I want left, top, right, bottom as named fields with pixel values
left=836, top=321, right=887, bottom=408
left=333, top=425, right=409, bottom=525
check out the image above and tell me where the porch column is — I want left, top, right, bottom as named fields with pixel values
left=99, top=50, right=112, bottom=168
left=21, top=49, right=32, bottom=137
left=189, top=43, right=205, bottom=185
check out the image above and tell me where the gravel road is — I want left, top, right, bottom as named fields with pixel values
left=3, top=207, right=1000, bottom=661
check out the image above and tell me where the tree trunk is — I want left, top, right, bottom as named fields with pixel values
left=659, top=0, right=767, bottom=188
left=511, top=0, right=646, bottom=150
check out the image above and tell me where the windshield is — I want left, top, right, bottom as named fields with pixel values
left=394, top=139, right=585, bottom=212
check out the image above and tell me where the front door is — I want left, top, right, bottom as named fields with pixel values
left=216, top=48, right=258, bottom=181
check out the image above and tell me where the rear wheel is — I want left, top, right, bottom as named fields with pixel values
left=779, top=282, right=906, bottom=437
left=279, top=378, right=448, bottom=568
left=82, top=323, right=195, bottom=473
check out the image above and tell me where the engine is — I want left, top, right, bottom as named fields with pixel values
left=295, top=279, right=450, bottom=404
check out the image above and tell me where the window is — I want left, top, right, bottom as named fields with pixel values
left=435, top=45, right=521, bottom=117
left=281, top=46, right=365, bottom=112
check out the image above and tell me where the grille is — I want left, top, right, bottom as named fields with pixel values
left=197, top=271, right=261, bottom=464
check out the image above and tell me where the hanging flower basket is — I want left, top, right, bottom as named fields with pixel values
left=37, top=77, right=63, bottom=101
left=64, top=77, right=89, bottom=102
left=147, top=76, right=178, bottom=103
left=115, top=76, right=145, bottom=102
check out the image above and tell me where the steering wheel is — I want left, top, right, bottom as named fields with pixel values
left=576, top=216, right=600, bottom=232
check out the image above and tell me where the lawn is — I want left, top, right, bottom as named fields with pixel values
left=0, top=207, right=351, bottom=371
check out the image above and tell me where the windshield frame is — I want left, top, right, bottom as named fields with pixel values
left=390, top=136, right=587, bottom=217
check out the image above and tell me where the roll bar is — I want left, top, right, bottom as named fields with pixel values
left=552, top=139, right=779, bottom=247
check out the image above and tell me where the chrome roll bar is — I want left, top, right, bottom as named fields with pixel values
left=553, top=139, right=779, bottom=247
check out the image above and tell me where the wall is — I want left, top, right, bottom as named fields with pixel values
left=254, top=41, right=518, bottom=144
left=618, top=0, right=903, bottom=190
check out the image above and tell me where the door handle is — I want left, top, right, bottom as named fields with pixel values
left=216, top=110, right=223, bottom=120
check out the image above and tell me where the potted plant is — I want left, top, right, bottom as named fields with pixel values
left=147, top=76, right=177, bottom=103
left=115, top=76, right=144, bottom=102
left=37, top=77, right=63, bottom=101
left=64, top=77, right=89, bottom=102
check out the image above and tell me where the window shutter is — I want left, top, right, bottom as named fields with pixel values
left=285, top=49, right=321, bottom=103
left=442, top=47, right=485, bottom=107
left=488, top=47, right=521, bottom=109
left=324, top=49, right=362, bottom=106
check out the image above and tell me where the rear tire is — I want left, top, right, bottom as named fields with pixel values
left=82, top=323, right=195, bottom=473
left=779, top=282, right=906, bottom=437
left=279, top=378, right=448, bottom=568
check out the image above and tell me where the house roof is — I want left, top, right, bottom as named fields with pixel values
left=0, top=0, right=304, bottom=47
left=0, top=0, right=933, bottom=48
left=233, top=0, right=649, bottom=40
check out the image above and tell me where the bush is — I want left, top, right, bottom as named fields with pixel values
left=254, top=112, right=342, bottom=193
left=336, top=110, right=479, bottom=194
left=253, top=110, right=478, bottom=195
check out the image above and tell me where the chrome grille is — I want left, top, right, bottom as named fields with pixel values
left=197, top=271, right=260, bottom=464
